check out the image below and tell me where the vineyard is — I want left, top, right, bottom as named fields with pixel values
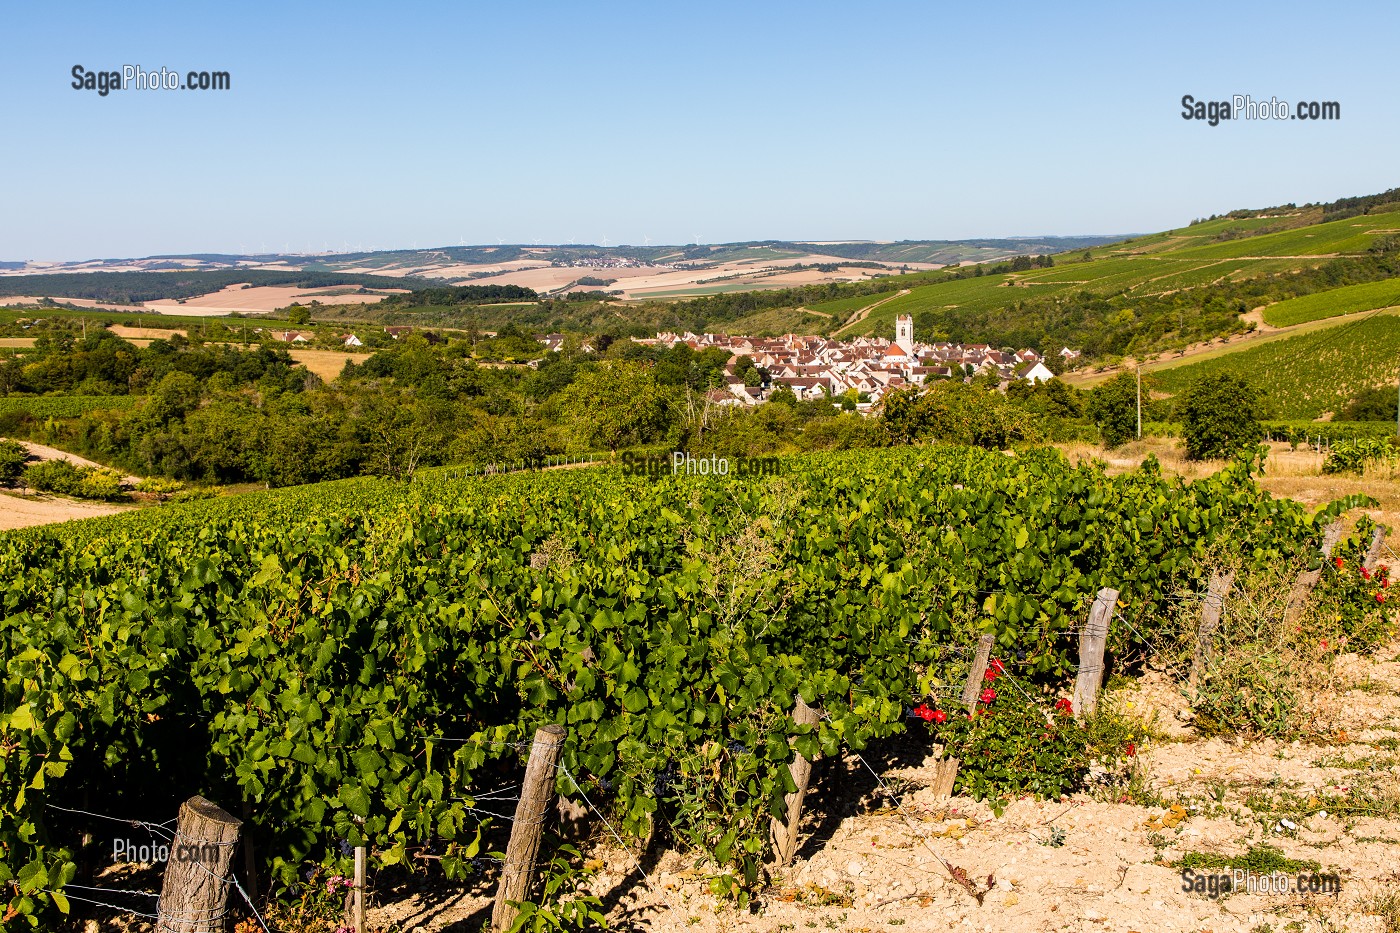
left=0, top=396, right=140, bottom=419
left=1152, top=313, right=1400, bottom=419
left=0, top=444, right=1389, bottom=928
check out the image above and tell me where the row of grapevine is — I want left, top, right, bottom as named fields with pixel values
left=0, top=395, right=139, bottom=419
left=0, top=445, right=1377, bottom=925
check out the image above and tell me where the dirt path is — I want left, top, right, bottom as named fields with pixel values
left=0, top=491, right=136, bottom=531
left=14, top=441, right=141, bottom=483
left=839, top=288, right=911, bottom=331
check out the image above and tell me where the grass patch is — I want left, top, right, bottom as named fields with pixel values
left=1172, top=843, right=1321, bottom=874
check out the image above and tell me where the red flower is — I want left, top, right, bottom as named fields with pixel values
left=1125, top=743, right=1136, bottom=757
left=989, top=658, right=1006, bottom=675
left=1379, top=593, right=1388, bottom=604
left=983, top=667, right=999, bottom=682
left=913, top=703, right=935, bottom=722
left=932, top=709, right=947, bottom=724
left=1320, top=639, right=1328, bottom=649
left=979, top=687, right=996, bottom=704
left=1334, top=557, right=1345, bottom=569
left=1383, top=579, right=1391, bottom=589
left=1362, top=567, right=1372, bottom=580
left=1054, top=697, right=1073, bottom=715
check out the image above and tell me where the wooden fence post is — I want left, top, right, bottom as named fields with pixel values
left=353, top=845, right=366, bottom=933
left=1363, top=526, right=1388, bottom=573
left=770, top=697, right=821, bottom=868
left=1286, top=520, right=1344, bottom=623
left=492, top=725, right=568, bottom=933
left=959, top=634, right=996, bottom=711
left=932, top=756, right=960, bottom=799
left=1072, top=588, right=1119, bottom=718
left=1190, top=570, right=1234, bottom=691
left=155, top=796, right=243, bottom=933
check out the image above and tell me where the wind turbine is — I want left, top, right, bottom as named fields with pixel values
left=602, top=234, right=609, bottom=247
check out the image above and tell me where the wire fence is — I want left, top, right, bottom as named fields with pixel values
left=33, top=595, right=1191, bottom=928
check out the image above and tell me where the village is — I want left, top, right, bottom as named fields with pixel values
left=641, top=314, right=1062, bottom=409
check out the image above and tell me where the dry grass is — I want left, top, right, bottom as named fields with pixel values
left=287, top=349, right=361, bottom=381
left=1060, top=438, right=1400, bottom=551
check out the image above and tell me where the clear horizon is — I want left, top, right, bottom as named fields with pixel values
left=3, top=0, right=1396, bottom=261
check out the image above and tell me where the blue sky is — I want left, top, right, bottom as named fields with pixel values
left=3, top=0, right=1396, bottom=259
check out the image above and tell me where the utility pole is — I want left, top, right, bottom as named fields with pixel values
left=1136, top=362, right=1142, bottom=441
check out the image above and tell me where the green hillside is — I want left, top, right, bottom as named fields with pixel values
left=1262, top=278, right=1400, bottom=326
left=1151, top=311, right=1400, bottom=419
left=833, top=205, right=1400, bottom=361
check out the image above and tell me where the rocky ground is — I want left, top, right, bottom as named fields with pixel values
left=354, top=641, right=1400, bottom=933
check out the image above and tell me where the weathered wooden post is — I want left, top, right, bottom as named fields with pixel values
left=959, top=634, right=996, bottom=711
left=1190, top=570, right=1234, bottom=691
left=492, top=724, right=568, bottom=933
left=932, top=756, right=960, bottom=799
left=770, top=697, right=821, bottom=867
left=353, top=845, right=366, bottom=933
left=155, top=796, right=243, bottom=933
left=1363, top=526, right=1388, bottom=573
left=1286, top=520, right=1344, bottom=623
left=1072, top=588, right=1119, bottom=718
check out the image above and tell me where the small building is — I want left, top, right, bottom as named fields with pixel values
left=1017, top=361, right=1056, bottom=385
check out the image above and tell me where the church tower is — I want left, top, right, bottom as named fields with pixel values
left=895, top=314, right=914, bottom=354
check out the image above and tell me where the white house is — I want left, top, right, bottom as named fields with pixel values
left=1016, top=361, right=1056, bottom=385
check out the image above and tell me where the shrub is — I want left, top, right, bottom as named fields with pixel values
left=23, top=458, right=84, bottom=495
left=1177, top=373, right=1264, bottom=460
left=1323, top=436, right=1400, bottom=475
left=135, top=476, right=185, bottom=501
left=912, top=675, right=1090, bottom=811
left=23, top=459, right=126, bottom=500
left=0, top=439, right=27, bottom=485
left=77, top=467, right=124, bottom=501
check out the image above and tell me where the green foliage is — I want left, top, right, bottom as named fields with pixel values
left=556, top=363, right=679, bottom=451
left=1340, top=386, right=1399, bottom=423
left=1086, top=372, right=1141, bottom=447
left=1154, top=314, right=1400, bottom=420
left=0, top=439, right=26, bottom=485
left=21, top=458, right=84, bottom=495
left=20, top=459, right=125, bottom=500
left=880, top=382, right=1043, bottom=448
left=0, top=444, right=1382, bottom=926
left=134, top=476, right=185, bottom=500
left=1323, top=437, right=1400, bottom=475
left=917, top=689, right=1088, bottom=811
left=1261, top=278, right=1400, bottom=327
left=505, top=845, right=606, bottom=933
left=1177, top=374, right=1264, bottom=460
left=75, top=467, right=124, bottom=501
left=1173, top=844, right=1321, bottom=874
left=0, top=396, right=139, bottom=418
